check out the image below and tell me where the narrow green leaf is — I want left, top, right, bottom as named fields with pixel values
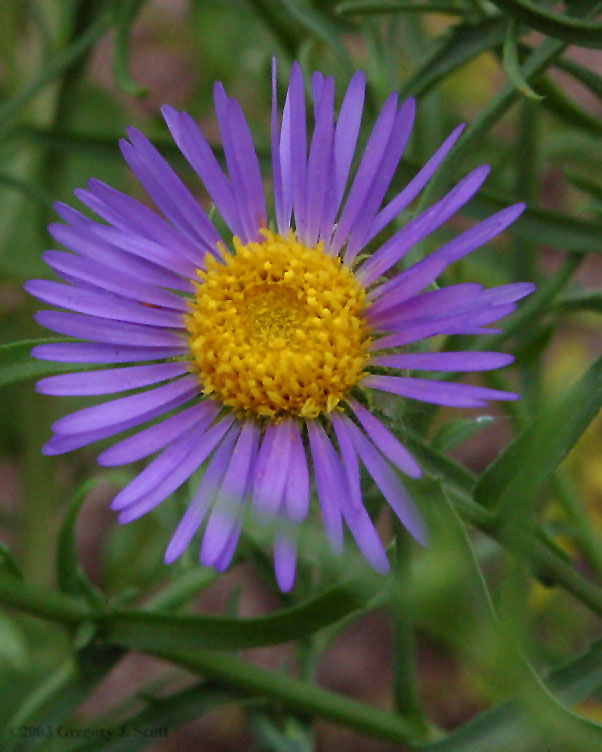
left=402, top=17, right=507, bottom=97
left=57, top=479, right=108, bottom=608
left=502, top=19, right=543, bottom=100
left=101, top=580, right=374, bottom=651
left=431, top=416, right=495, bottom=452
left=565, top=170, right=602, bottom=203
left=0, top=541, right=23, bottom=580
left=475, top=354, right=602, bottom=511
left=111, top=0, right=149, bottom=97
left=0, top=574, right=89, bottom=624
left=556, top=290, right=602, bottom=313
left=280, top=0, right=351, bottom=65
left=555, top=54, right=602, bottom=101
left=0, top=11, right=111, bottom=132
left=335, top=1, right=466, bottom=16
left=488, top=0, right=602, bottom=49
left=538, top=75, right=602, bottom=135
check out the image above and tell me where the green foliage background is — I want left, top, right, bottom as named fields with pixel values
left=0, top=0, right=602, bottom=749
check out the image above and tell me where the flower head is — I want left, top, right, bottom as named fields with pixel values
left=26, top=60, right=534, bottom=590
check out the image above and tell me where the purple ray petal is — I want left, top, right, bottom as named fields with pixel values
left=368, top=123, right=465, bottom=241
left=161, top=105, right=244, bottom=237
left=42, top=388, right=196, bottom=455
left=214, top=519, right=243, bottom=573
left=274, top=534, right=297, bottom=592
left=114, top=415, right=236, bottom=516
left=50, top=220, right=194, bottom=290
left=31, top=343, right=187, bottom=363
left=358, top=165, right=491, bottom=286
left=26, top=280, right=184, bottom=328
left=43, top=251, right=188, bottom=311
left=320, top=70, right=366, bottom=244
left=253, top=419, right=294, bottom=518
left=332, top=414, right=362, bottom=510
left=369, top=309, right=482, bottom=350
left=284, top=423, right=310, bottom=522
left=365, top=374, right=519, bottom=407
left=271, top=57, right=290, bottom=235
left=307, top=420, right=344, bottom=552
left=279, top=75, right=293, bottom=231
left=121, top=128, right=221, bottom=254
left=99, top=399, right=219, bottom=466
left=213, top=82, right=258, bottom=243
left=36, top=362, right=187, bottom=396
left=347, top=399, right=421, bottom=478
left=200, top=421, right=259, bottom=566
left=304, top=76, right=334, bottom=247
left=52, top=374, right=199, bottom=435
left=329, top=93, right=398, bottom=256
left=288, top=62, right=308, bottom=239
left=344, top=97, right=416, bottom=263
left=342, top=418, right=427, bottom=545
left=164, top=424, right=240, bottom=564
left=369, top=203, right=526, bottom=308
left=372, top=351, right=515, bottom=372
left=75, top=180, right=208, bottom=269
left=367, top=283, right=482, bottom=329
left=342, top=502, right=390, bottom=574
left=35, top=311, right=188, bottom=347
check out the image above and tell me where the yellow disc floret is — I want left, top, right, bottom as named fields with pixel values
left=186, top=229, right=370, bottom=418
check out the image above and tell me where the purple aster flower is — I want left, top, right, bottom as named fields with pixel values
left=25, top=60, right=534, bottom=591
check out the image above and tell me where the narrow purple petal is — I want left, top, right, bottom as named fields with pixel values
left=320, top=70, right=366, bottom=242
left=342, top=502, right=390, bottom=574
left=329, top=93, right=398, bottom=256
left=36, top=362, right=187, bottom=396
left=307, top=420, right=344, bottom=552
left=365, top=374, right=519, bottom=407
left=369, top=203, right=526, bottom=307
left=26, top=280, right=184, bottom=328
left=164, top=424, right=239, bottom=564
left=368, top=124, right=465, bottom=241
left=271, top=58, right=289, bottom=236
left=369, top=309, right=483, bottom=350
left=50, top=220, right=194, bottom=291
left=332, top=415, right=362, bottom=510
left=253, top=419, right=294, bottom=518
left=31, top=343, right=187, bottom=363
left=288, top=62, right=308, bottom=239
left=274, top=534, right=297, bottom=592
left=161, top=105, right=244, bottom=237
left=75, top=180, right=207, bottom=269
left=372, top=351, right=516, bottom=372
left=42, top=388, right=196, bottom=455
left=43, top=251, right=188, bottom=311
left=213, top=520, right=243, bottom=573
left=35, top=311, right=188, bottom=347
left=342, top=418, right=427, bottom=545
left=279, top=78, right=293, bottom=230
left=368, top=283, right=482, bottom=329
left=284, top=423, right=310, bottom=522
left=99, top=400, right=219, bottom=466
left=114, top=415, right=236, bottom=516
left=344, top=97, right=416, bottom=263
left=200, top=421, right=259, bottom=566
left=52, top=375, right=199, bottom=435
left=358, top=165, right=491, bottom=286
left=304, top=76, right=334, bottom=247
left=121, top=128, right=221, bottom=254
left=347, top=399, right=421, bottom=478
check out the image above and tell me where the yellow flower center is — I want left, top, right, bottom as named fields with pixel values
left=186, top=230, right=370, bottom=418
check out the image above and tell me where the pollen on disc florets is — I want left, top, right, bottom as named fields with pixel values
left=186, top=229, right=371, bottom=419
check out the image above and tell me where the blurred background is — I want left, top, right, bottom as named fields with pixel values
left=1, top=0, right=602, bottom=750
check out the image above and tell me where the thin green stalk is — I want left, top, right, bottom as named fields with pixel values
left=148, top=647, right=425, bottom=747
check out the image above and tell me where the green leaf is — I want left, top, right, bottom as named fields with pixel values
left=502, top=19, right=543, bottom=100
left=488, top=0, right=602, bottom=49
left=101, top=580, right=375, bottom=651
left=111, top=0, right=149, bottom=97
left=402, top=17, right=507, bottom=97
left=431, top=416, right=495, bottom=452
left=538, top=75, right=602, bottom=135
left=0, top=339, right=99, bottom=388
left=556, top=290, right=602, bottom=313
left=335, top=1, right=467, bottom=17
left=565, top=170, right=602, bottom=203
left=0, top=541, right=23, bottom=580
left=280, top=0, right=351, bottom=65
left=475, top=354, right=602, bottom=512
